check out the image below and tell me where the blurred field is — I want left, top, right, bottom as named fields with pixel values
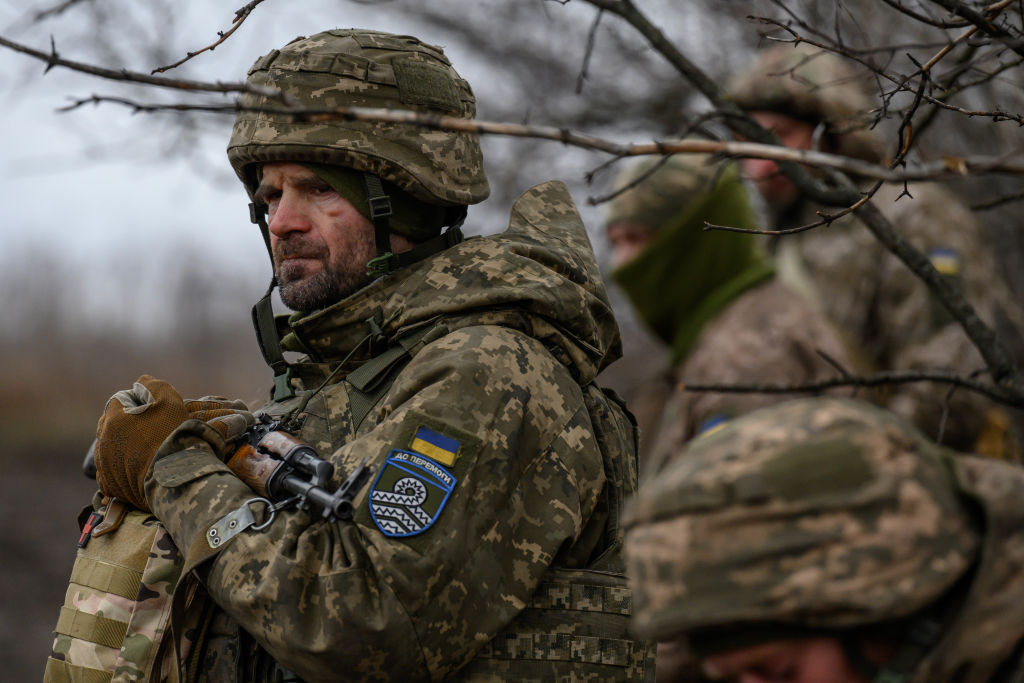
left=0, top=298, right=271, bottom=679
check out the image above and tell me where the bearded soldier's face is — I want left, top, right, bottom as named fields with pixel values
left=255, top=162, right=377, bottom=311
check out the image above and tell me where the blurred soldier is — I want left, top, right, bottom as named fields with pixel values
left=605, top=152, right=863, bottom=472
left=51, top=29, right=653, bottom=682
left=728, top=44, right=1023, bottom=459
left=624, top=397, right=1024, bottom=682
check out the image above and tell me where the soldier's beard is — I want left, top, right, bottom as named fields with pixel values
left=274, top=240, right=374, bottom=312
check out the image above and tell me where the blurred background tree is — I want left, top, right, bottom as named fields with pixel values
left=1, top=0, right=1021, bottom=678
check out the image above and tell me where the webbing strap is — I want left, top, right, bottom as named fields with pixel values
left=478, top=632, right=638, bottom=667
left=69, top=556, right=142, bottom=601
left=56, top=607, right=128, bottom=650
left=346, top=323, right=447, bottom=431
left=252, top=283, right=294, bottom=401
left=364, top=174, right=395, bottom=277
left=529, top=580, right=632, bottom=616
left=249, top=204, right=294, bottom=401
left=392, top=225, right=465, bottom=269
left=43, top=657, right=113, bottom=683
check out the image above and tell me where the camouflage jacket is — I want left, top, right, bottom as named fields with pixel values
left=642, top=278, right=864, bottom=477
left=780, top=181, right=1024, bottom=456
left=143, top=182, right=647, bottom=681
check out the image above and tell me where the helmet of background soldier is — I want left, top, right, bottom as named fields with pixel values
left=623, top=397, right=984, bottom=676
left=605, top=153, right=724, bottom=234
left=227, top=29, right=490, bottom=217
left=728, top=44, right=886, bottom=163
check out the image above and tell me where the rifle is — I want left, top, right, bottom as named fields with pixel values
left=225, top=414, right=374, bottom=522
left=83, top=414, right=374, bottom=523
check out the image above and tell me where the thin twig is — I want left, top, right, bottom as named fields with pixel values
left=31, top=0, right=91, bottom=23
left=152, top=0, right=269, bottom=74
left=679, top=370, right=1021, bottom=407
left=0, top=34, right=288, bottom=100
left=576, top=7, right=604, bottom=94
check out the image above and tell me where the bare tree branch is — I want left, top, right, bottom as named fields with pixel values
left=0, top=33, right=287, bottom=99
left=928, top=0, right=1024, bottom=58
left=681, top=369, right=1021, bottom=407
left=31, top=0, right=92, bottom=23
left=54, top=94, right=1024, bottom=181
left=152, top=0, right=269, bottom=74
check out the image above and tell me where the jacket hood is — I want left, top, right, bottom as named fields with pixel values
left=915, top=455, right=1024, bottom=682
left=280, top=181, right=621, bottom=384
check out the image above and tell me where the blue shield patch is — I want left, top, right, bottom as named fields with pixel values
left=369, top=449, right=457, bottom=537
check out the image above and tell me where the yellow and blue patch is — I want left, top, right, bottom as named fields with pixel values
left=410, top=426, right=461, bottom=467
left=697, top=413, right=731, bottom=438
left=928, top=248, right=961, bottom=277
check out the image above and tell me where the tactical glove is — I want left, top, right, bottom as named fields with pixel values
left=94, top=375, right=191, bottom=511
left=184, top=396, right=256, bottom=443
left=95, top=378, right=256, bottom=511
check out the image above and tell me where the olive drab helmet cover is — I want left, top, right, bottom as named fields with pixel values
left=727, top=44, right=886, bottom=163
left=622, top=397, right=980, bottom=642
left=227, top=29, right=491, bottom=207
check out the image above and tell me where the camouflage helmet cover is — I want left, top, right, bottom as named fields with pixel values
left=227, top=29, right=490, bottom=206
left=622, top=397, right=980, bottom=641
left=728, top=45, right=885, bottom=163
left=605, top=152, right=721, bottom=231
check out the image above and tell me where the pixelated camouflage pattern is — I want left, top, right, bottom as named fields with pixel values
left=728, top=45, right=886, bottom=163
left=785, top=181, right=1024, bottom=455
left=642, top=279, right=868, bottom=476
left=625, top=397, right=1024, bottom=682
left=46, top=506, right=185, bottom=683
left=228, top=29, right=490, bottom=206
left=145, top=181, right=652, bottom=681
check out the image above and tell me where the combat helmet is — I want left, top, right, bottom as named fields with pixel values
left=623, top=397, right=983, bottom=681
left=728, top=45, right=885, bottom=163
left=228, top=29, right=490, bottom=208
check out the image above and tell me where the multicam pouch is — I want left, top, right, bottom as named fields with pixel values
left=45, top=498, right=185, bottom=683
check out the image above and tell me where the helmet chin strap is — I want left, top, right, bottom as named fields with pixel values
left=249, top=201, right=294, bottom=401
left=363, top=174, right=396, bottom=278
left=362, top=172, right=466, bottom=279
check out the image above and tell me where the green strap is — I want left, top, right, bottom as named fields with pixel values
left=363, top=173, right=395, bottom=278
left=249, top=204, right=295, bottom=401
left=346, top=323, right=448, bottom=431
left=251, top=283, right=294, bottom=401
left=69, top=555, right=142, bottom=601
left=392, top=225, right=465, bottom=269
left=55, top=607, right=128, bottom=650
left=43, top=656, right=113, bottom=683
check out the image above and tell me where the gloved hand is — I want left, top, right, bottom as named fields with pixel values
left=94, top=375, right=190, bottom=511
left=184, top=396, right=256, bottom=444
left=94, top=378, right=256, bottom=511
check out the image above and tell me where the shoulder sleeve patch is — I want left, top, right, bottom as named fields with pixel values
left=368, top=449, right=457, bottom=537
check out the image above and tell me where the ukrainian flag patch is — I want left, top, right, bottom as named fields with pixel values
left=410, top=426, right=461, bottom=467
left=928, top=247, right=961, bottom=276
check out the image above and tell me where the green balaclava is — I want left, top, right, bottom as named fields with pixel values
left=608, top=154, right=774, bottom=364
left=302, top=163, right=451, bottom=243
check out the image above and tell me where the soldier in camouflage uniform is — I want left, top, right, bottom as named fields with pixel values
left=605, top=153, right=862, bottom=472
left=624, top=397, right=1024, bottom=682
left=75, top=29, right=653, bottom=682
left=728, top=45, right=1024, bottom=459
